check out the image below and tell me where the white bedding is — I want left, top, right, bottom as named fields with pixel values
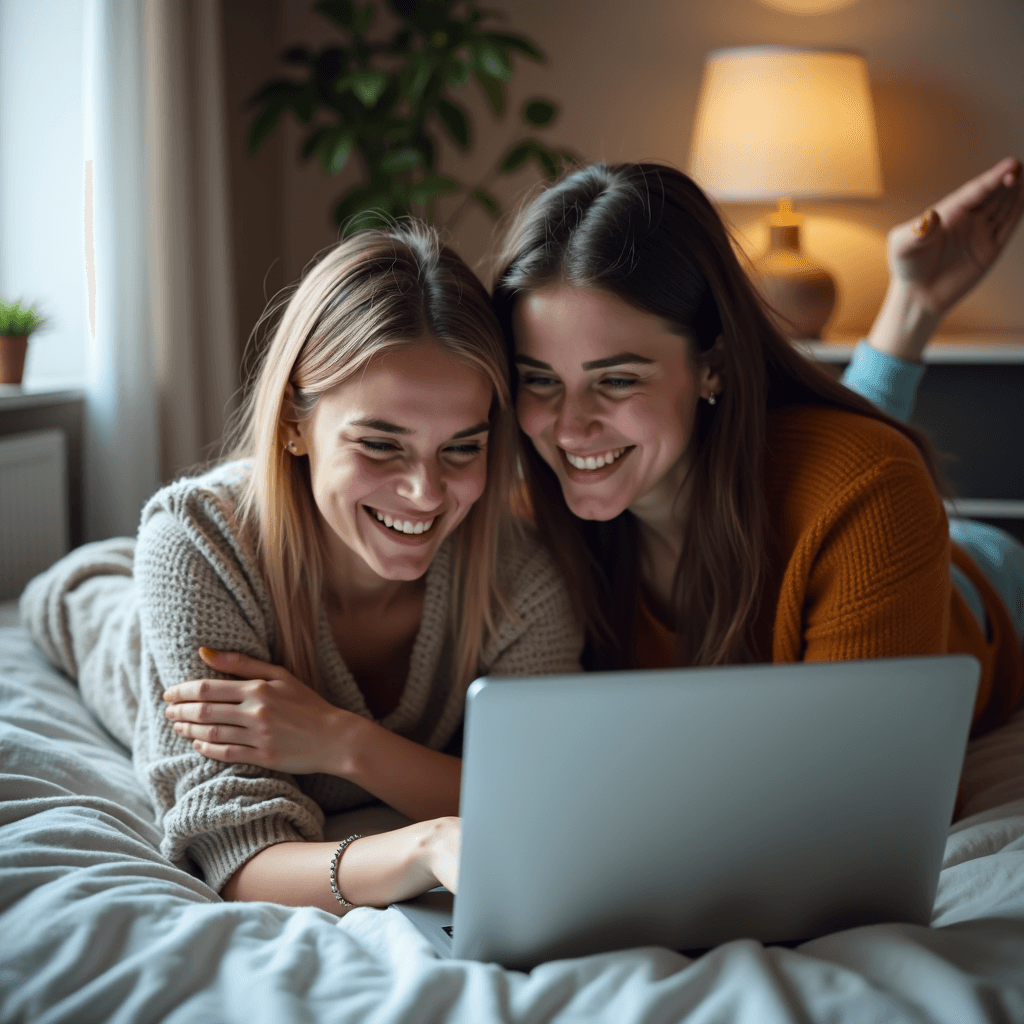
left=1, top=623, right=1023, bottom=1024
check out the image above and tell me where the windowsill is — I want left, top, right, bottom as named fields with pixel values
left=0, top=380, right=86, bottom=411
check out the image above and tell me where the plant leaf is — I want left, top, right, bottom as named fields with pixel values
left=389, top=27, right=414, bottom=54
left=436, top=97, right=470, bottom=149
left=320, top=128, right=354, bottom=175
left=523, top=98, right=556, bottom=127
left=381, top=148, right=423, bottom=173
left=471, top=40, right=510, bottom=81
left=486, top=32, right=544, bottom=62
left=301, top=126, right=329, bottom=160
left=499, top=140, right=532, bottom=173
left=444, top=57, right=471, bottom=89
left=247, top=79, right=299, bottom=107
left=407, top=173, right=460, bottom=204
left=387, top=0, right=421, bottom=25
left=315, top=0, right=354, bottom=28
left=349, top=70, right=388, bottom=107
left=405, top=51, right=437, bottom=104
left=247, top=101, right=285, bottom=153
left=352, top=2, right=375, bottom=34
left=474, top=70, right=505, bottom=116
left=334, top=183, right=392, bottom=230
left=533, top=144, right=559, bottom=179
left=472, top=188, right=501, bottom=218
left=290, top=84, right=316, bottom=123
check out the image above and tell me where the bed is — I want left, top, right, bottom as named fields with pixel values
left=2, top=614, right=1023, bottom=1024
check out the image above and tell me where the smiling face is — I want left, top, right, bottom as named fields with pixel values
left=513, top=285, right=720, bottom=523
left=284, top=339, right=493, bottom=583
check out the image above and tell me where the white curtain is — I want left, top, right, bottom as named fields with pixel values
left=83, top=0, right=237, bottom=541
left=83, top=0, right=160, bottom=541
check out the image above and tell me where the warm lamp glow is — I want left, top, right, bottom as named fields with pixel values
left=754, top=0, right=860, bottom=14
left=689, top=47, right=882, bottom=201
left=687, top=46, right=883, bottom=338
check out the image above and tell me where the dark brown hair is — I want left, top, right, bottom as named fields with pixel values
left=492, top=162, right=942, bottom=670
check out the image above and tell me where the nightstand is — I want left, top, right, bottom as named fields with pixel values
left=802, top=335, right=1024, bottom=544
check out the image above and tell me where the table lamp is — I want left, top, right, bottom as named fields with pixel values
left=688, top=46, right=883, bottom=338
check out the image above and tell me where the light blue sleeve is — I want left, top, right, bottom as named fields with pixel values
left=839, top=339, right=926, bottom=424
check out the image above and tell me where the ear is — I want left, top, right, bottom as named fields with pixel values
left=279, top=384, right=309, bottom=455
left=698, top=333, right=725, bottom=400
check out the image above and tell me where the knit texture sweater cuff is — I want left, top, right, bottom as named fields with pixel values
left=840, top=339, right=925, bottom=424
left=186, top=818, right=308, bottom=894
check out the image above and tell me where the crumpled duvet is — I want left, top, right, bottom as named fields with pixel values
left=1, top=625, right=1022, bottom=1024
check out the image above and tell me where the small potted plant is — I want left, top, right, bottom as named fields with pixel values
left=0, top=299, right=44, bottom=385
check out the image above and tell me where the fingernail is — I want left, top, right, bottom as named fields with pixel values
left=912, top=210, right=934, bottom=236
left=199, top=647, right=216, bottom=661
left=162, top=691, right=173, bottom=702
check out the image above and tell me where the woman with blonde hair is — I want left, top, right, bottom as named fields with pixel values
left=22, top=225, right=582, bottom=911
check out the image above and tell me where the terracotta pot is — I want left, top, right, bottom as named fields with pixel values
left=0, top=334, right=29, bottom=385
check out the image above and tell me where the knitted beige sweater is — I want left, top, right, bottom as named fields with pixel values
left=21, top=461, right=583, bottom=892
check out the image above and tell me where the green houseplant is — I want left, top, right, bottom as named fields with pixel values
left=247, top=0, right=575, bottom=231
left=0, top=300, right=44, bottom=385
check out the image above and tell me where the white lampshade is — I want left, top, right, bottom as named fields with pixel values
left=688, top=47, right=883, bottom=201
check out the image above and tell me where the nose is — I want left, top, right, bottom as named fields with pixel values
left=553, top=389, right=602, bottom=450
left=396, top=459, right=444, bottom=509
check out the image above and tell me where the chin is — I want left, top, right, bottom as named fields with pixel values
left=359, top=540, right=436, bottom=581
left=562, top=491, right=630, bottom=522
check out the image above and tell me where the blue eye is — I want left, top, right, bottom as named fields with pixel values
left=603, top=377, right=637, bottom=389
left=522, top=374, right=559, bottom=388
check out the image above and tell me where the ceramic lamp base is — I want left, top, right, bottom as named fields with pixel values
left=0, top=335, right=29, bottom=385
left=753, top=203, right=837, bottom=340
left=755, top=250, right=837, bottom=340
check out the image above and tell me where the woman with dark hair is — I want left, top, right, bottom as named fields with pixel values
left=493, top=156, right=1024, bottom=736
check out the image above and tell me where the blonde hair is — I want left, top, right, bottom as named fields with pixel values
left=229, top=225, right=520, bottom=693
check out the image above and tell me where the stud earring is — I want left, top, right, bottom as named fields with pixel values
left=285, top=440, right=297, bottom=453
left=707, top=392, right=717, bottom=406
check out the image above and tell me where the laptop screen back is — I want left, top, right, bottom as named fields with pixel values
left=452, top=656, right=979, bottom=966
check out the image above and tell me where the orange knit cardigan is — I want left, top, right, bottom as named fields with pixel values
left=635, top=405, right=1023, bottom=735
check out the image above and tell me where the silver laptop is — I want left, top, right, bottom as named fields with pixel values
left=394, top=655, right=979, bottom=967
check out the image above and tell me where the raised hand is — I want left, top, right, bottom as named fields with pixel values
left=162, top=647, right=359, bottom=775
left=887, top=156, right=1023, bottom=318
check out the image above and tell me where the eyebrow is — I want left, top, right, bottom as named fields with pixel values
left=349, top=417, right=490, bottom=440
left=514, top=352, right=655, bottom=371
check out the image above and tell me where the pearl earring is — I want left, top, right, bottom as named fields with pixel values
left=707, top=392, right=717, bottom=406
left=285, top=440, right=297, bottom=453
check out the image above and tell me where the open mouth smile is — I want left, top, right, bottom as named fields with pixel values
left=562, top=446, right=631, bottom=471
left=365, top=506, right=438, bottom=536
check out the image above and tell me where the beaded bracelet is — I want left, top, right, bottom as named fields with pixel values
left=329, top=834, right=363, bottom=908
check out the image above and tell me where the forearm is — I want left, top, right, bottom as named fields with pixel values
left=221, top=820, right=452, bottom=912
left=331, top=716, right=462, bottom=821
left=866, top=279, right=943, bottom=363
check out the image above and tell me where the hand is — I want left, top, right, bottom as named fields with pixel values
left=162, top=647, right=359, bottom=775
left=887, top=156, right=1023, bottom=319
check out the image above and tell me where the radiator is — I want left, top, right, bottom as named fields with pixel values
left=0, top=429, right=69, bottom=601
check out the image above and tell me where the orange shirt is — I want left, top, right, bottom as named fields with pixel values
left=635, top=405, right=1023, bottom=735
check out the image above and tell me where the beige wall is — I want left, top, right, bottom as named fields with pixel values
left=224, top=0, right=1024, bottom=344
